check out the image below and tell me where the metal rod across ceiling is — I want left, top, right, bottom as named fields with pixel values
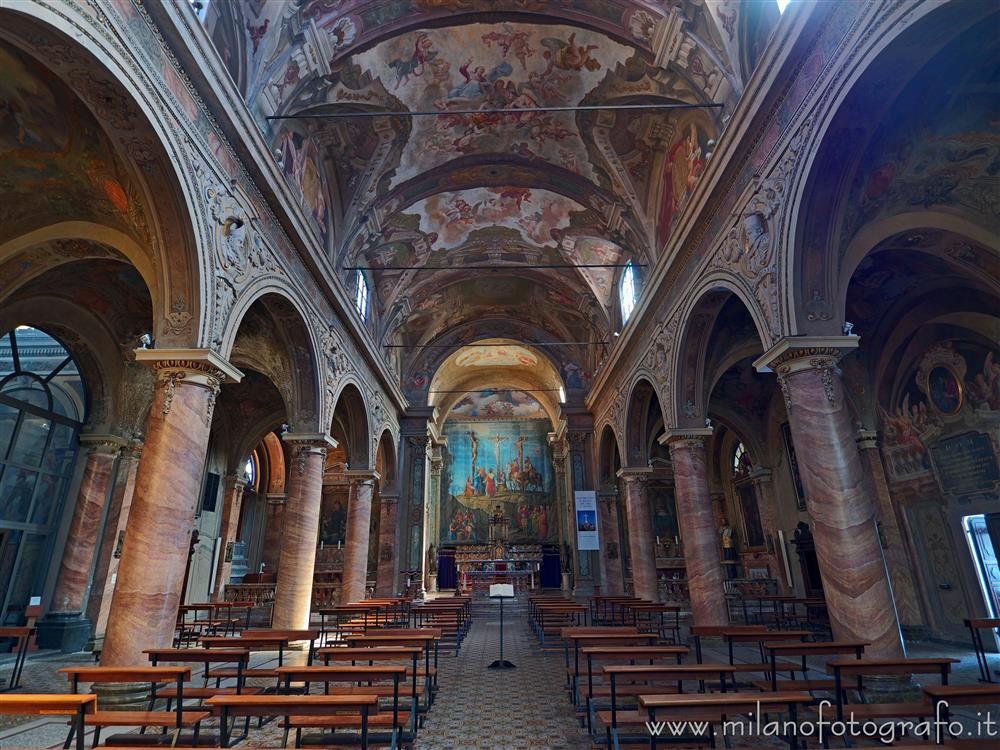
left=383, top=341, right=606, bottom=348
left=429, top=388, right=564, bottom=394
left=348, top=263, right=645, bottom=272
left=268, top=102, right=723, bottom=120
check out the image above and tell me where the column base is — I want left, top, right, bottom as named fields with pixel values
left=36, top=612, right=94, bottom=653
left=427, top=574, right=438, bottom=593
left=561, top=572, right=570, bottom=591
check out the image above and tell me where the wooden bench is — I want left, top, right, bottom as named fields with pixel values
left=964, top=617, right=1000, bottom=683
left=593, top=664, right=741, bottom=747
left=0, top=626, right=35, bottom=691
left=753, top=640, right=867, bottom=694
left=639, top=690, right=813, bottom=749
left=825, top=657, right=959, bottom=725
left=276, top=664, right=414, bottom=746
left=923, top=682, right=1000, bottom=729
left=0, top=694, right=95, bottom=750
left=60, top=666, right=210, bottom=747
left=574, top=645, right=688, bottom=707
left=318, top=646, right=430, bottom=723
left=204, top=693, right=380, bottom=749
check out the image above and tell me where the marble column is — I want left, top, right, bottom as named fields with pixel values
left=619, top=468, right=659, bottom=601
left=102, top=350, right=241, bottom=666
left=566, top=422, right=595, bottom=592
left=86, top=440, right=142, bottom=649
left=664, top=429, right=729, bottom=627
left=37, top=436, right=124, bottom=651
left=597, top=491, right=625, bottom=596
left=341, top=473, right=377, bottom=603
left=856, top=430, right=924, bottom=630
left=374, top=492, right=399, bottom=597
left=212, top=475, right=247, bottom=601
left=425, top=446, right=444, bottom=594
left=550, top=440, right=573, bottom=592
left=757, top=338, right=903, bottom=658
left=272, top=435, right=332, bottom=630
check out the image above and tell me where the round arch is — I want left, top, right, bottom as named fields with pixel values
left=331, top=380, right=371, bottom=471
left=624, top=375, right=665, bottom=469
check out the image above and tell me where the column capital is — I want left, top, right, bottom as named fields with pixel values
left=747, top=467, right=773, bottom=485
left=281, top=432, right=338, bottom=450
left=616, top=466, right=653, bottom=482
left=78, top=433, right=129, bottom=455
left=660, top=427, right=713, bottom=449
left=856, top=429, right=879, bottom=450
left=345, top=469, right=380, bottom=486
left=223, top=474, right=248, bottom=490
left=753, top=335, right=860, bottom=374
left=134, top=348, right=243, bottom=384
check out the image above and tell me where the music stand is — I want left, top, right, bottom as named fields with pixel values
left=488, top=583, right=516, bottom=669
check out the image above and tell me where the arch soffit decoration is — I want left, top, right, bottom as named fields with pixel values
left=0, top=6, right=209, bottom=348
left=779, top=0, right=997, bottom=336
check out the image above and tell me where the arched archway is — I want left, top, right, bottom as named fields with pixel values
left=373, top=430, right=400, bottom=596
left=596, top=425, right=626, bottom=597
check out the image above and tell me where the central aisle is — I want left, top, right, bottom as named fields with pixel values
left=415, top=597, right=592, bottom=750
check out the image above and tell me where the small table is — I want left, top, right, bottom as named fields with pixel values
left=0, top=694, right=95, bottom=750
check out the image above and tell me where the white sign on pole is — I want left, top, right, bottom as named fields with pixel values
left=574, top=490, right=600, bottom=551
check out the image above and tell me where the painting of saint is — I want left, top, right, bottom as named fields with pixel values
left=928, top=365, right=963, bottom=415
left=658, top=122, right=710, bottom=246
left=0, top=43, right=69, bottom=155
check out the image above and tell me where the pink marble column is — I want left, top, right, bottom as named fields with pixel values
left=597, top=492, right=625, bottom=596
left=761, top=339, right=903, bottom=658
left=342, top=475, right=376, bottom=603
left=212, top=475, right=246, bottom=601
left=87, top=441, right=142, bottom=644
left=619, top=468, right=659, bottom=601
left=50, top=437, right=123, bottom=614
left=272, top=436, right=330, bottom=630
left=856, top=431, right=924, bottom=629
left=102, top=351, right=240, bottom=666
left=665, top=430, right=729, bottom=627
left=374, top=492, right=399, bottom=597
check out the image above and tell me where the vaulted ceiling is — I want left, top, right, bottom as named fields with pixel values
left=203, top=0, right=769, bottom=399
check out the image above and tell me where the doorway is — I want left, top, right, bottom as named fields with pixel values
left=963, top=513, right=1000, bottom=649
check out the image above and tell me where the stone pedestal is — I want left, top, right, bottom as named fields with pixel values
left=427, top=573, right=438, bottom=593
left=39, top=436, right=123, bottom=652
left=212, top=475, right=246, bottom=600
left=664, top=429, right=729, bottom=627
left=758, top=338, right=903, bottom=658
left=102, top=350, right=241, bottom=666
left=272, top=435, right=332, bottom=630
left=619, top=468, right=658, bottom=601
left=341, top=474, right=376, bottom=603
left=597, top=491, right=625, bottom=596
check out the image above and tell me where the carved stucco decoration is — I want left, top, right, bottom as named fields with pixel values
left=314, top=314, right=357, bottom=430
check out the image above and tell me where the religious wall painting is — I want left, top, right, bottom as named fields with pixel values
left=454, top=344, right=538, bottom=368
left=439, top=417, right=556, bottom=544
left=319, top=489, right=348, bottom=544
left=656, top=119, right=713, bottom=247
left=353, top=24, right=635, bottom=185
left=735, top=482, right=766, bottom=550
left=649, top=484, right=678, bottom=542
left=927, top=365, right=963, bottom=416
left=275, top=126, right=329, bottom=243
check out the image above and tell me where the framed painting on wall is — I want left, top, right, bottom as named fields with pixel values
left=781, top=422, right=807, bottom=512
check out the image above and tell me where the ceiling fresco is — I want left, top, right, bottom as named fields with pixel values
left=202, top=1, right=743, bottom=401
left=448, top=389, right=548, bottom=420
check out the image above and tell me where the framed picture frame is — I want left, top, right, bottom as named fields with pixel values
left=781, top=422, right=807, bottom=512
left=927, top=364, right=963, bottom=415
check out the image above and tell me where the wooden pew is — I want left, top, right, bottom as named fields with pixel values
left=825, top=656, right=959, bottom=725
left=59, top=666, right=210, bottom=747
left=638, top=690, right=813, bottom=749
left=964, top=617, right=1000, bottom=683
left=318, top=646, right=429, bottom=726
left=575, top=645, right=688, bottom=708
left=0, top=627, right=34, bottom=691
left=0, top=694, right=95, bottom=750
left=204, top=693, right=380, bottom=749
left=276, top=664, right=412, bottom=746
left=753, top=640, right=867, bottom=694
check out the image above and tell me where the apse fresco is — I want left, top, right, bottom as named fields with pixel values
left=355, top=24, right=634, bottom=185
left=449, top=389, right=548, bottom=420
left=412, top=187, right=579, bottom=249
left=439, top=410, right=556, bottom=545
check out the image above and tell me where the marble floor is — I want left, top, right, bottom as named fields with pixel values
left=0, top=602, right=998, bottom=749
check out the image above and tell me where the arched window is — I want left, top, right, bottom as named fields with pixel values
left=0, top=326, right=85, bottom=624
left=244, top=456, right=255, bottom=485
left=732, top=441, right=752, bottom=478
left=620, top=261, right=637, bottom=324
left=355, top=269, right=370, bottom=322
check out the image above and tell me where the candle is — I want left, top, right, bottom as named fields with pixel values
left=656, top=535, right=660, bottom=545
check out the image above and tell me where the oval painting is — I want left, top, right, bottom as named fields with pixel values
left=928, top=365, right=963, bottom=415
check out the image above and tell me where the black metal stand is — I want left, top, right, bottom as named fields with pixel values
left=488, top=595, right=516, bottom=669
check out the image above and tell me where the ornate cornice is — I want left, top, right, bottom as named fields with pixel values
left=660, top=426, right=713, bottom=450
left=78, top=433, right=129, bottom=455
left=753, top=335, right=859, bottom=373
left=134, top=348, right=243, bottom=383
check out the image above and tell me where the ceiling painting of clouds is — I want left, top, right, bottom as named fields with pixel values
left=449, top=389, right=548, bottom=420
left=354, top=24, right=634, bottom=186
left=411, top=187, right=580, bottom=250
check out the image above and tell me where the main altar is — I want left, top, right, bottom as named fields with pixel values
left=452, top=506, right=542, bottom=593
